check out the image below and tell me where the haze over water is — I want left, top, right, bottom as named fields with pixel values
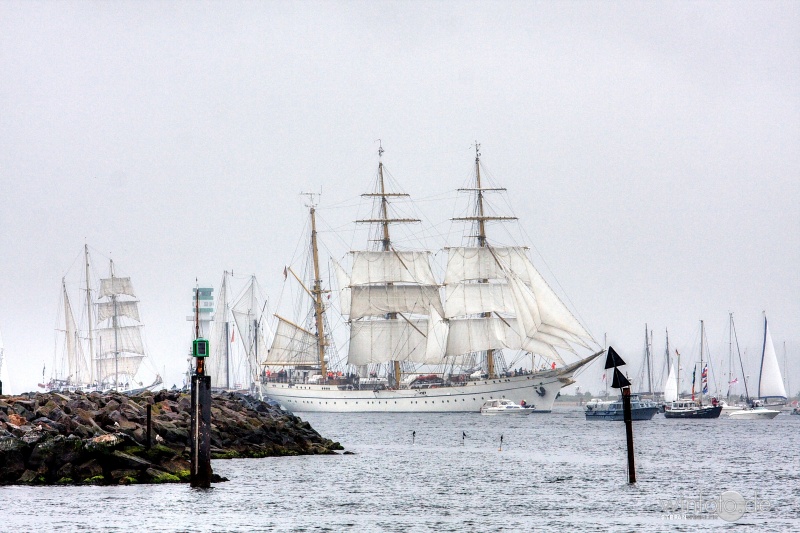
left=4, top=408, right=798, bottom=532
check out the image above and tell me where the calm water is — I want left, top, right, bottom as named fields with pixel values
left=2, top=406, right=799, bottom=532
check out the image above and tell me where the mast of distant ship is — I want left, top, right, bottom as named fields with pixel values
left=110, top=259, right=120, bottom=391
left=452, top=143, right=516, bottom=378
left=356, top=143, right=419, bottom=388
left=307, top=195, right=328, bottom=378
left=84, top=245, right=95, bottom=388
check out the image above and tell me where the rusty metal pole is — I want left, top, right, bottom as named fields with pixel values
left=622, top=386, right=636, bottom=484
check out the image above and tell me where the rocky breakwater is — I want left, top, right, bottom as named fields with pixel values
left=0, top=390, right=342, bottom=485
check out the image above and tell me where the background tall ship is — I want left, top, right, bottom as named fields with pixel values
left=42, top=246, right=162, bottom=393
left=262, top=146, right=603, bottom=412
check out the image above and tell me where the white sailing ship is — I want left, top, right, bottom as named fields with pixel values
left=42, top=246, right=161, bottom=393
left=262, top=146, right=603, bottom=413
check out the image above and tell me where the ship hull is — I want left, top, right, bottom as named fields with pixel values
left=264, top=351, right=602, bottom=413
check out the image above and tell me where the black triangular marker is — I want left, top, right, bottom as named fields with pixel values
left=604, top=346, right=626, bottom=369
left=611, top=367, right=631, bottom=389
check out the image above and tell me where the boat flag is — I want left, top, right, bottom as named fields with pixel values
left=702, top=364, right=708, bottom=394
left=551, top=361, right=556, bottom=370
left=691, top=367, right=696, bottom=400
left=283, top=266, right=288, bottom=280
left=601, top=372, right=606, bottom=382
left=728, top=378, right=738, bottom=384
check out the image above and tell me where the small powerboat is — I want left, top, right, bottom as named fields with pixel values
left=479, top=399, right=535, bottom=415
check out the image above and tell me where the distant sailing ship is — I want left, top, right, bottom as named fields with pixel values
left=207, top=272, right=269, bottom=394
left=42, top=246, right=161, bottom=393
left=261, top=145, right=603, bottom=412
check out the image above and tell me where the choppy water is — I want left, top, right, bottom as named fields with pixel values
left=2, top=406, right=799, bottom=532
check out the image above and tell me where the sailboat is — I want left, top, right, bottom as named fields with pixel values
left=42, top=246, right=162, bottom=393
left=261, top=146, right=603, bottom=413
left=664, top=320, right=722, bottom=419
left=729, top=314, right=783, bottom=419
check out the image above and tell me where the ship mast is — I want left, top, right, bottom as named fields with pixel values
left=110, top=259, right=119, bottom=391
left=84, top=245, right=95, bottom=387
left=452, top=143, right=516, bottom=378
left=356, top=143, right=419, bottom=388
left=308, top=199, right=328, bottom=378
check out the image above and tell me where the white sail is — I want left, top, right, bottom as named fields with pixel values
left=445, top=316, right=565, bottom=364
left=267, top=315, right=320, bottom=366
left=425, top=306, right=449, bottom=362
left=63, top=286, right=91, bottom=385
left=350, top=251, right=438, bottom=286
left=99, top=277, right=136, bottom=298
left=97, top=325, right=145, bottom=356
left=95, top=354, right=145, bottom=384
left=758, top=317, right=787, bottom=399
left=664, top=363, right=678, bottom=402
left=96, top=300, right=140, bottom=323
left=349, top=285, right=444, bottom=320
left=444, top=246, right=531, bottom=283
left=444, top=283, right=516, bottom=318
left=349, top=318, right=435, bottom=365
left=331, top=257, right=352, bottom=316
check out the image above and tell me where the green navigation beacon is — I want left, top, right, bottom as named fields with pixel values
left=193, top=338, right=209, bottom=358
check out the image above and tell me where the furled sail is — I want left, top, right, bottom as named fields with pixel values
left=266, top=315, right=320, bottom=365
left=758, top=317, right=787, bottom=400
left=63, top=285, right=90, bottom=385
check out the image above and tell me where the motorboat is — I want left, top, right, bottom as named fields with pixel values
left=479, top=398, right=535, bottom=415
left=728, top=400, right=780, bottom=420
left=584, top=395, right=659, bottom=421
left=663, top=399, right=722, bottom=419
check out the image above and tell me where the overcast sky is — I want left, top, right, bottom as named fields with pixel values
left=1, top=1, right=798, bottom=396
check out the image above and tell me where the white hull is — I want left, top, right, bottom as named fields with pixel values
left=264, top=353, right=600, bottom=413
left=728, top=408, right=780, bottom=420
left=720, top=404, right=744, bottom=412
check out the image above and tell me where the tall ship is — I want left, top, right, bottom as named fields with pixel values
left=41, top=246, right=162, bottom=393
left=262, top=146, right=603, bottom=412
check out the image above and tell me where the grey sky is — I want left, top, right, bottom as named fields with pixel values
left=1, top=1, right=798, bottom=396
